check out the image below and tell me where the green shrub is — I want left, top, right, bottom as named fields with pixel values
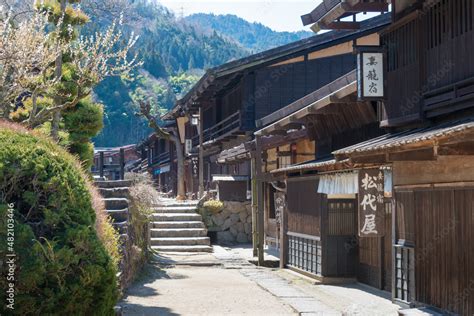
left=0, top=121, right=118, bottom=315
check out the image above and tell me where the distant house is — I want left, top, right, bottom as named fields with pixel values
left=92, top=144, right=139, bottom=180
left=135, top=121, right=180, bottom=196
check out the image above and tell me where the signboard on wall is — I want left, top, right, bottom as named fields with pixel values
left=191, top=156, right=199, bottom=179
left=356, top=46, right=385, bottom=100
left=358, top=169, right=385, bottom=237
left=274, top=192, right=286, bottom=226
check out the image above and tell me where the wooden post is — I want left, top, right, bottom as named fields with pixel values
left=99, top=151, right=104, bottom=179
left=198, top=108, right=204, bottom=198
left=280, top=183, right=288, bottom=269
left=119, top=148, right=125, bottom=180
left=255, top=135, right=265, bottom=265
left=251, top=155, right=258, bottom=257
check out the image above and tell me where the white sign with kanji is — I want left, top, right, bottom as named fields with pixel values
left=362, top=52, right=384, bottom=98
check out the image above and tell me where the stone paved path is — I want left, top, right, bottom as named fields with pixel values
left=119, top=245, right=399, bottom=316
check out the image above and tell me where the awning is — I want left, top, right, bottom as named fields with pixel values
left=217, top=143, right=252, bottom=164
left=255, top=70, right=358, bottom=136
left=333, top=117, right=474, bottom=160
left=271, top=157, right=350, bottom=174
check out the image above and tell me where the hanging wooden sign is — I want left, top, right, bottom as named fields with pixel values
left=358, top=169, right=385, bottom=237
left=356, top=46, right=385, bottom=101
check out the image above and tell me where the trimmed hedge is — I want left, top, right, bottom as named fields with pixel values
left=0, top=122, right=118, bottom=315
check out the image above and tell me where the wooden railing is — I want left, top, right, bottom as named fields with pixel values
left=192, top=111, right=241, bottom=146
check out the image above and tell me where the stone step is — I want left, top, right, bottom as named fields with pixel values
left=112, top=221, right=128, bottom=234
left=151, top=245, right=213, bottom=253
left=152, top=206, right=198, bottom=213
left=95, top=180, right=132, bottom=189
left=150, top=228, right=207, bottom=238
left=154, top=201, right=199, bottom=208
left=152, top=221, right=205, bottom=229
left=106, top=208, right=129, bottom=222
left=150, top=237, right=210, bottom=246
left=153, top=213, right=202, bottom=222
left=104, top=198, right=129, bottom=210
left=99, top=187, right=129, bottom=199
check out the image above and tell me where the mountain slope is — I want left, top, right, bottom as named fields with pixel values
left=91, top=3, right=313, bottom=147
left=91, top=2, right=249, bottom=147
left=185, top=13, right=313, bottom=53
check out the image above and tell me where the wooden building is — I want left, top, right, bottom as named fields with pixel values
left=165, top=16, right=389, bottom=198
left=295, top=0, right=474, bottom=314
left=93, top=144, right=139, bottom=180
left=255, top=67, right=392, bottom=289
left=136, top=122, right=179, bottom=195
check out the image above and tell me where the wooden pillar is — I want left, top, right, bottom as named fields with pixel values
left=251, top=155, right=258, bottom=257
left=255, top=135, right=265, bottom=265
left=198, top=107, right=204, bottom=198
left=280, top=183, right=288, bottom=269
left=119, top=148, right=125, bottom=180
left=99, top=151, right=104, bottom=179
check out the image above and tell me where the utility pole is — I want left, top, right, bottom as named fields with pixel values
left=198, top=107, right=204, bottom=198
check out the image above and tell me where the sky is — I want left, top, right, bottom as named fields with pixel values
left=157, top=0, right=322, bottom=32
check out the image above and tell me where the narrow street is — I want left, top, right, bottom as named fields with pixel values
left=119, top=246, right=399, bottom=316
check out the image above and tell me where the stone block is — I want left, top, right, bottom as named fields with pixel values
left=244, top=223, right=252, bottom=234
left=239, top=211, right=247, bottom=223
left=217, top=231, right=234, bottom=242
left=235, top=222, right=244, bottom=233
left=236, top=232, right=248, bottom=243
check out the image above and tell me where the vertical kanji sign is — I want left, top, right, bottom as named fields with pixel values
left=356, top=46, right=385, bottom=100
left=274, top=192, right=286, bottom=227
left=358, top=169, right=385, bottom=237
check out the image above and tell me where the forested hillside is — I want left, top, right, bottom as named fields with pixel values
left=92, top=1, right=249, bottom=147
left=92, top=1, right=313, bottom=147
left=185, top=13, right=312, bottom=53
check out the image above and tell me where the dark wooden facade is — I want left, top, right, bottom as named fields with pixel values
left=381, top=0, right=474, bottom=127
left=137, top=134, right=177, bottom=195
left=301, top=1, right=474, bottom=313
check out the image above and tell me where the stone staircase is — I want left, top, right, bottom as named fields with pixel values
left=150, top=201, right=212, bottom=253
left=95, top=180, right=132, bottom=239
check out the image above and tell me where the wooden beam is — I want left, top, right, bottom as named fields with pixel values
left=317, top=21, right=361, bottom=30
left=351, top=153, right=387, bottom=164
left=388, top=147, right=437, bottom=162
left=330, top=94, right=358, bottom=103
left=269, top=130, right=287, bottom=136
left=341, top=2, right=389, bottom=13
left=285, top=122, right=305, bottom=130
left=438, top=141, right=474, bottom=156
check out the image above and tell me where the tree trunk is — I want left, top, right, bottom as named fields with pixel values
left=51, top=0, right=67, bottom=140
left=170, top=133, right=186, bottom=201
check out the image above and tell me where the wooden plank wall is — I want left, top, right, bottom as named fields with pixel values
left=380, top=14, right=421, bottom=124
left=395, top=186, right=474, bottom=315
left=424, top=0, right=474, bottom=89
left=358, top=201, right=393, bottom=290
left=254, top=53, right=355, bottom=121
left=286, top=178, right=323, bottom=236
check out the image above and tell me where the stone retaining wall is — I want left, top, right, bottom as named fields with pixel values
left=208, top=201, right=253, bottom=244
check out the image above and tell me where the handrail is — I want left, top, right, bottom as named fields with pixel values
left=192, top=111, right=241, bottom=145
left=203, top=111, right=241, bottom=142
